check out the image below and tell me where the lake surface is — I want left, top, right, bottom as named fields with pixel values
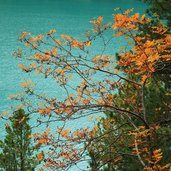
left=0, top=0, right=146, bottom=170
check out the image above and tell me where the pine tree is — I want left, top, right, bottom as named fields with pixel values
left=142, top=0, right=171, bottom=28
left=0, top=109, right=38, bottom=171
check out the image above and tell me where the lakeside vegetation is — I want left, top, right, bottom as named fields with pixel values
left=0, top=1, right=171, bottom=170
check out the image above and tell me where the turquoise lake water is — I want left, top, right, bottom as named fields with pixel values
left=0, top=0, right=146, bottom=170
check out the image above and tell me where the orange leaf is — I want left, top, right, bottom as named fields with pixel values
left=37, top=152, right=44, bottom=161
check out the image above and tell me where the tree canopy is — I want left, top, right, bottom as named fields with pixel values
left=9, top=8, right=171, bottom=170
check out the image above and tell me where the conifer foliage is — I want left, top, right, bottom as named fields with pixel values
left=0, top=109, right=38, bottom=171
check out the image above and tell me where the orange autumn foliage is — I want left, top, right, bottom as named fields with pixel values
left=13, top=9, right=171, bottom=170
left=37, top=152, right=45, bottom=161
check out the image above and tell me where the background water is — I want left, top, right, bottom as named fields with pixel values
left=0, top=0, right=146, bottom=170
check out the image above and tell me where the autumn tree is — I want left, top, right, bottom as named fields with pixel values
left=88, top=12, right=171, bottom=170
left=88, top=76, right=171, bottom=170
left=12, top=9, right=171, bottom=170
left=0, top=109, right=38, bottom=171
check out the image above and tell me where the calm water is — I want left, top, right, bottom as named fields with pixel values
left=0, top=0, right=146, bottom=170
